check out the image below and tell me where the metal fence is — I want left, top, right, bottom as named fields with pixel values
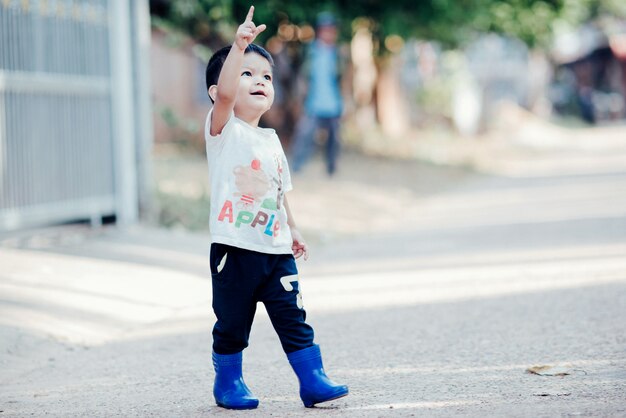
left=0, top=0, right=149, bottom=231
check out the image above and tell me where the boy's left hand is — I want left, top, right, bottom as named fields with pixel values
left=291, top=228, right=309, bottom=260
left=235, top=6, right=266, bottom=51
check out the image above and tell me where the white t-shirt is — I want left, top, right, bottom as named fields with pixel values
left=205, top=110, right=293, bottom=254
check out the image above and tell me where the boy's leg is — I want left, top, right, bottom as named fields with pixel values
left=257, top=254, right=314, bottom=354
left=211, top=244, right=263, bottom=354
left=258, top=253, right=348, bottom=407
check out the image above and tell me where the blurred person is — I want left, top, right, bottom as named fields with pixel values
left=203, top=6, right=348, bottom=410
left=291, top=12, right=345, bottom=176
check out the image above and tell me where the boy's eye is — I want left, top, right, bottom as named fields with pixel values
left=264, top=74, right=272, bottom=81
left=241, top=71, right=252, bottom=77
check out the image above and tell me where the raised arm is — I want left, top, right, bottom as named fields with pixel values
left=210, top=6, right=266, bottom=136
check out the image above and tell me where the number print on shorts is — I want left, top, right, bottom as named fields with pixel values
left=216, top=253, right=228, bottom=273
left=280, top=274, right=303, bottom=309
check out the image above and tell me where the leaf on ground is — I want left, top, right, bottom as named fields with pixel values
left=532, top=392, right=571, bottom=396
left=525, top=365, right=580, bottom=376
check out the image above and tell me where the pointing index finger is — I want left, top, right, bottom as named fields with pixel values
left=245, top=6, right=254, bottom=23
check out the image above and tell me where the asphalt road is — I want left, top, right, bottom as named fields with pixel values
left=1, top=131, right=626, bottom=417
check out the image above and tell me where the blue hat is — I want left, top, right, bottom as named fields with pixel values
left=316, top=12, right=337, bottom=28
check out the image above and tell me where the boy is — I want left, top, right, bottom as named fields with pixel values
left=204, top=6, right=348, bottom=410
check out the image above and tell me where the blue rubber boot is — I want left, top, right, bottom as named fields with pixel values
left=287, top=345, right=349, bottom=407
left=212, top=351, right=259, bottom=410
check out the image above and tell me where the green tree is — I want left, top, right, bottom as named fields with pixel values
left=150, top=0, right=626, bottom=50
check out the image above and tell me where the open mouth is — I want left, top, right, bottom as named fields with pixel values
left=251, top=91, right=266, bottom=97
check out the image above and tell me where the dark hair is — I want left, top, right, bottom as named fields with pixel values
left=205, top=43, right=274, bottom=103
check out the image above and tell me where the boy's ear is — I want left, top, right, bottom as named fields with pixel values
left=208, top=85, right=218, bottom=102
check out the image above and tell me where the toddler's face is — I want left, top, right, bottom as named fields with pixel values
left=234, top=53, right=274, bottom=119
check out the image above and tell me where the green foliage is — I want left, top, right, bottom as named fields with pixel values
left=155, top=189, right=211, bottom=231
left=151, top=0, right=623, bottom=50
left=473, top=0, right=565, bottom=47
left=158, top=105, right=200, bottom=134
left=156, top=105, right=203, bottom=153
left=151, top=0, right=235, bottom=47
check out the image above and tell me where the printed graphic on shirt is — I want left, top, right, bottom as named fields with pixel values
left=269, top=154, right=284, bottom=210
left=217, top=156, right=286, bottom=237
left=233, top=159, right=271, bottom=209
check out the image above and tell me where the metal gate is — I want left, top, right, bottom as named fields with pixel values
left=0, top=0, right=147, bottom=231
